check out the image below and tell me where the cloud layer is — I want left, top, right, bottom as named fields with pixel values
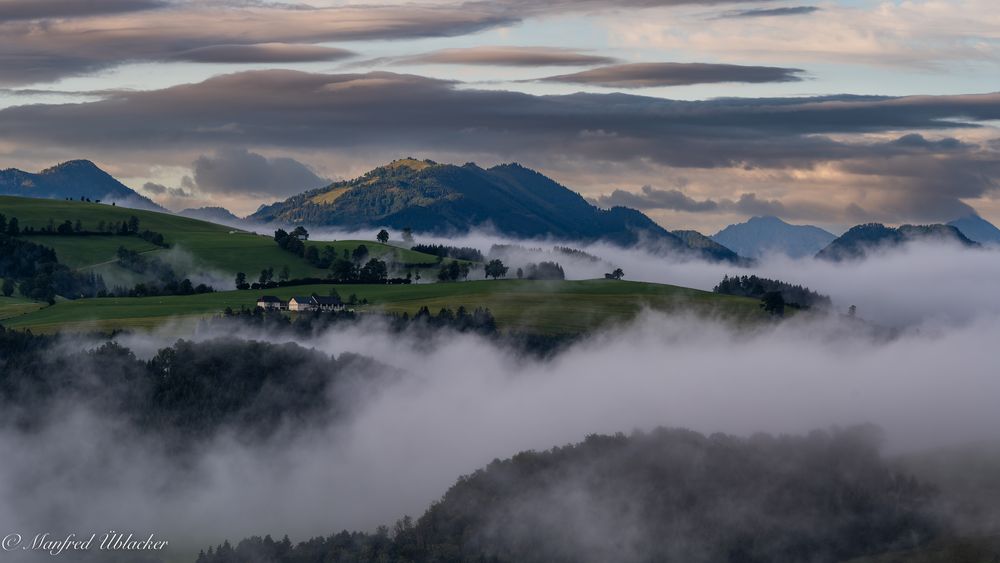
left=0, top=3, right=512, bottom=84
left=397, top=46, right=618, bottom=67
left=538, top=62, right=805, bottom=88
left=172, top=43, right=355, bottom=64
left=0, top=0, right=164, bottom=22
left=2, top=70, right=998, bottom=223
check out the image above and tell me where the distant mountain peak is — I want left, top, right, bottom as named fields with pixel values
left=40, top=159, right=104, bottom=174
left=817, top=222, right=979, bottom=260
left=250, top=159, right=739, bottom=261
left=0, top=159, right=166, bottom=212
left=748, top=215, right=785, bottom=224
left=948, top=213, right=1000, bottom=245
left=378, top=158, right=438, bottom=172
left=712, top=216, right=834, bottom=259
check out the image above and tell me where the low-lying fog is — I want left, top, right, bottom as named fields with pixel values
left=306, top=226, right=1000, bottom=326
left=2, top=232, right=999, bottom=559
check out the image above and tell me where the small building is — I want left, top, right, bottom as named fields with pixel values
left=311, top=294, right=344, bottom=312
left=256, top=295, right=286, bottom=310
left=288, top=296, right=316, bottom=312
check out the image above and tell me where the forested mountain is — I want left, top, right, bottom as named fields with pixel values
left=0, top=160, right=165, bottom=212
left=670, top=229, right=741, bottom=262
left=198, top=426, right=939, bottom=563
left=712, top=216, right=836, bottom=259
left=816, top=223, right=978, bottom=261
left=251, top=159, right=736, bottom=260
left=947, top=214, right=1000, bottom=246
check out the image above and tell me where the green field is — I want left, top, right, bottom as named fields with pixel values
left=304, top=239, right=444, bottom=266
left=1, top=279, right=765, bottom=335
left=21, top=234, right=161, bottom=269
left=0, top=196, right=448, bottom=280
left=0, top=294, right=46, bottom=321
left=0, top=196, right=767, bottom=335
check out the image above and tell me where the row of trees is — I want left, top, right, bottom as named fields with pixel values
left=214, top=303, right=498, bottom=336
left=0, top=213, right=168, bottom=246
left=437, top=260, right=471, bottom=282
left=714, top=274, right=831, bottom=310
left=377, top=228, right=415, bottom=244
left=0, top=214, right=18, bottom=236
left=0, top=326, right=379, bottom=444
left=411, top=243, right=484, bottom=262
left=234, top=257, right=399, bottom=290
left=0, top=233, right=107, bottom=302
left=521, top=261, right=565, bottom=280
left=112, top=246, right=213, bottom=297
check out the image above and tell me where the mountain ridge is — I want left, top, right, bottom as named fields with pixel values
left=816, top=223, right=979, bottom=261
left=0, top=159, right=166, bottom=212
left=712, top=215, right=835, bottom=259
left=251, top=159, right=741, bottom=261
left=947, top=213, right=1000, bottom=246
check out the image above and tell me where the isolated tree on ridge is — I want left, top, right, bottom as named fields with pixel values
left=484, top=259, right=509, bottom=280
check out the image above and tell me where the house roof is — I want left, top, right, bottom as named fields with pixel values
left=256, top=296, right=282, bottom=303
left=311, top=295, right=343, bottom=305
left=289, top=296, right=314, bottom=304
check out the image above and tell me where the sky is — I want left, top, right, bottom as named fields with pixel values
left=0, top=0, right=998, bottom=232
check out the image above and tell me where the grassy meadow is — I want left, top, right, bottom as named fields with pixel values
left=1, top=196, right=447, bottom=279
left=0, top=196, right=767, bottom=335
left=1, top=279, right=765, bottom=335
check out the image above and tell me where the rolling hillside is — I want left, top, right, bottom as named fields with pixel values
left=251, top=159, right=739, bottom=261
left=1, top=279, right=766, bottom=335
left=0, top=195, right=766, bottom=335
left=0, top=195, right=443, bottom=280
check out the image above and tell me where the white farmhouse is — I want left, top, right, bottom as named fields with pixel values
left=288, top=296, right=316, bottom=312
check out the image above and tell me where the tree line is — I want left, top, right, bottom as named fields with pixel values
left=411, top=244, right=484, bottom=262
left=110, top=246, right=214, bottom=297
left=271, top=228, right=409, bottom=285
left=0, top=232, right=106, bottom=302
left=211, top=303, right=499, bottom=337
left=0, top=213, right=168, bottom=247
left=714, top=274, right=831, bottom=310
left=0, top=324, right=381, bottom=444
left=196, top=425, right=940, bottom=563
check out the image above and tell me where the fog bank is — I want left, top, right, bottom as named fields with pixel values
left=2, top=306, right=999, bottom=558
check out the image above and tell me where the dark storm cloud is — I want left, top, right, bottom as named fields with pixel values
left=596, top=186, right=788, bottom=216
left=1, top=70, right=999, bottom=220
left=719, top=6, right=820, bottom=18
left=727, top=193, right=788, bottom=217
left=597, top=186, right=719, bottom=212
left=2, top=71, right=999, bottom=161
left=396, top=46, right=618, bottom=67
left=143, top=181, right=192, bottom=198
left=538, top=62, right=805, bottom=88
left=171, top=44, right=355, bottom=64
left=0, top=0, right=165, bottom=21
left=191, top=148, right=329, bottom=198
